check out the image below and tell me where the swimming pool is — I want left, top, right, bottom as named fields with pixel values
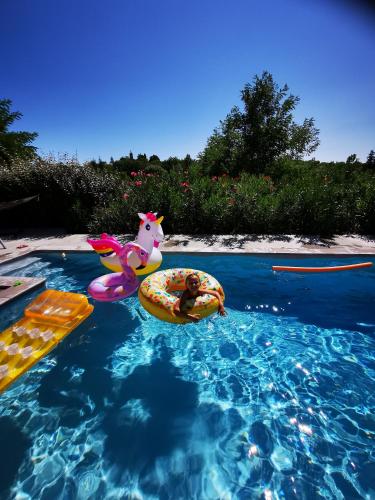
left=0, top=252, right=374, bottom=499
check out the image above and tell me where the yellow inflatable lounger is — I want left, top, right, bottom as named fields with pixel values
left=0, top=289, right=94, bottom=394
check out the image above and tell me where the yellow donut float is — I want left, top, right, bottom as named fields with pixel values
left=138, top=268, right=225, bottom=324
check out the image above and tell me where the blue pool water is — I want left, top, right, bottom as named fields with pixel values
left=0, top=252, right=374, bottom=499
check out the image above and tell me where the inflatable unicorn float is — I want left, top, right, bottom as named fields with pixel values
left=87, top=212, right=164, bottom=302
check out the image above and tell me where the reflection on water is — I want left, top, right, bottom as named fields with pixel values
left=0, top=252, right=374, bottom=498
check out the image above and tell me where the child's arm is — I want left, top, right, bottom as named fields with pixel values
left=199, top=290, right=226, bottom=316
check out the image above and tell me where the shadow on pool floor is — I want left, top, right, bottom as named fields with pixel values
left=0, top=416, right=31, bottom=498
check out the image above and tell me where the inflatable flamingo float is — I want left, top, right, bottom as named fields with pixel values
left=87, top=238, right=149, bottom=302
left=88, top=212, right=164, bottom=276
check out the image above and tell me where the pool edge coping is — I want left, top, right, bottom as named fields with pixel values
left=1, top=248, right=375, bottom=269
left=1, top=233, right=374, bottom=267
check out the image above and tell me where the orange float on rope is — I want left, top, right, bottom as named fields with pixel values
left=272, top=262, right=373, bottom=273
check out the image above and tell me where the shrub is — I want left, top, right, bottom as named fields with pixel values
left=0, top=156, right=124, bottom=231
left=1, top=156, right=374, bottom=236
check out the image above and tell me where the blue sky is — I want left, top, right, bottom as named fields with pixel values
left=1, top=0, right=374, bottom=163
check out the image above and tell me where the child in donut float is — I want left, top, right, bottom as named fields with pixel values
left=138, top=268, right=225, bottom=324
left=174, top=273, right=226, bottom=322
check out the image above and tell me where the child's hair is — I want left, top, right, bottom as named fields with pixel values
left=185, top=273, right=201, bottom=285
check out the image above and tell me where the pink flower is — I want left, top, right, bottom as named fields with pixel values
left=130, top=171, right=137, bottom=177
left=123, top=193, right=129, bottom=200
left=211, top=176, right=218, bottom=181
left=180, top=181, right=190, bottom=188
left=135, top=180, right=142, bottom=187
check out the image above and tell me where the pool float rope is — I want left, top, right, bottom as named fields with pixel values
left=138, top=268, right=225, bottom=323
left=272, top=262, right=373, bottom=273
left=88, top=212, right=164, bottom=276
left=88, top=239, right=149, bottom=302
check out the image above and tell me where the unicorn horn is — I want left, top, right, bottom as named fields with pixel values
left=156, top=216, right=164, bottom=224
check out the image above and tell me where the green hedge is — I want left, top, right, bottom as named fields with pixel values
left=1, top=157, right=374, bottom=236
left=0, top=157, right=123, bottom=231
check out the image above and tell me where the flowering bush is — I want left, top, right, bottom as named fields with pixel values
left=1, top=156, right=374, bottom=235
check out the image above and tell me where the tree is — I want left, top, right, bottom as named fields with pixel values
left=0, top=99, right=38, bottom=163
left=137, top=153, right=148, bottom=168
left=162, top=156, right=181, bottom=170
left=97, top=157, right=107, bottom=167
left=346, top=154, right=360, bottom=165
left=112, top=154, right=137, bottom=173
left=199, top=71, right=320, bottom=175
left=149, top=154, right=161, bottom=164
left=366, top=150, right=375, bottom=167
left=183, top=154, right=193, bottom=168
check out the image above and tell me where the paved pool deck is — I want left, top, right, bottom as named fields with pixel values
left=0, top=275, right=46, bottom=306
left=0, top=232, right=374, bottom=265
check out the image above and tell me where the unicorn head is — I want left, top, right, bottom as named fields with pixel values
left=136, top=212, right=164, bottom=251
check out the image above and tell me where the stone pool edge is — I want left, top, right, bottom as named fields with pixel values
left=0, top=233, right=374, bottom=267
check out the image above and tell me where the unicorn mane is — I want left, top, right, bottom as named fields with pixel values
left=139, top=212, right=158, bottom=225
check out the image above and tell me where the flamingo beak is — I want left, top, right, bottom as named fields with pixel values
left=136, top=256, right=148, bottom=270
